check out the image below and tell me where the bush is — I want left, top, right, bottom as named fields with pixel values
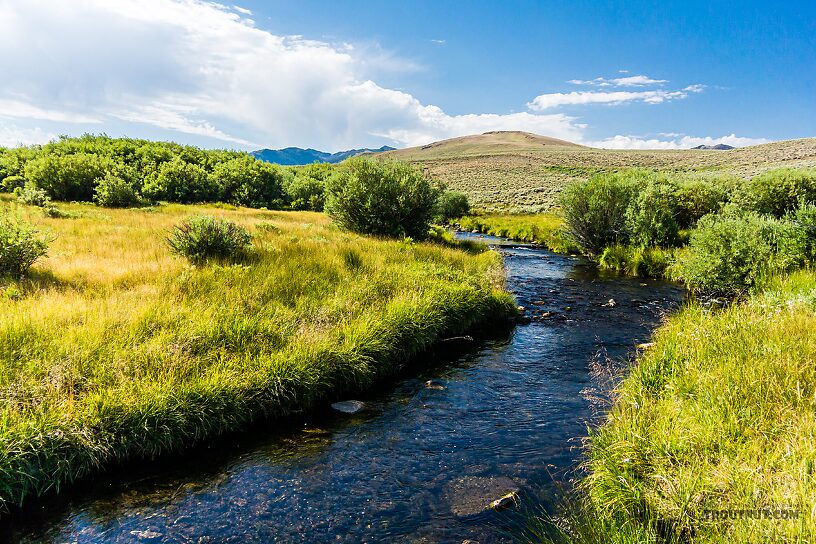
left=210, top=156, right=287, bottom=209
left=24, top=153, right=112, bottom=201
left=598, top=244, right=674, bottom=277
left=434, top=190, right=471, bottom=223
left=0, top=213, right=50, bottom=277
left=1, top=175, right=25, bottom=193
left=94, top=172, right=142, bottom=208
left=167, top=215, right=252, bottom=263
left=325, top=158, right=441, bottom=238
left=735, top=168, right=816, bottom=217
left=14, top=184, right=52, bottom=207
left=676, top=208, right=801, bottom=295
left=625, top=181, right=680, bottom=248
left=285, top=163, right=332, bottom=211
left=143, top=157, right=215, bottom=203
left=673, top=175, right=733, bottom=228
left=560, top=172, right=638, bottom=255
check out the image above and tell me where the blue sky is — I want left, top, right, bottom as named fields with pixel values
left=0, top=0, right=813, bottom=150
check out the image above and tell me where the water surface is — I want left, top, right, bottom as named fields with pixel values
left=3, top=234, right=683, bottom=543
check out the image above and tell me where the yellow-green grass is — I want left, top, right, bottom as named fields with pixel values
left=457, top=213, right=578, bottom=253
left=0, top=196, right=515, bottom=510
left=582, top=270, right=816, bottom=542
left=384, top=133, right=816, bottom=213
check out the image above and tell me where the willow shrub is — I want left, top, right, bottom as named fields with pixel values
left=0, top=212, right=50, bottom=277
left=325, top=158, right=441, bottom=239
left=167, top=215, right=252, bottom=263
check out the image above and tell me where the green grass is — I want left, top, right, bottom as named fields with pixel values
left=457, top=213, right=578, bottom=253
left=553, top=270, right=816, bottom=543
left=0, top=196, right=515, bottom=510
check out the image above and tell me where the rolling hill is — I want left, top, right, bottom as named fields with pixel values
left=382, top=132, right=816, bottom=213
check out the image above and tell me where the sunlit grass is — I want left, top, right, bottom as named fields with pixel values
left=457, top=213, right=578, bottom=253
left=0, top=195, right=515, bottom=509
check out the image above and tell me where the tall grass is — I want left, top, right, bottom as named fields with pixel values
left=0, top=195, right=515, bottom=510
left=457, top=214, right=578, bottom=253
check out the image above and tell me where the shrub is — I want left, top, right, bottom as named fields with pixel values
left=94, top=172, right=142, bottom=208
left=143, top=157, right=215, bottom=203
left=599, top=244, right=674, bottom=277
left=1, top=175, right=25, bottom=193
left=625, top=181, right=680, bottom=248
left=559, top=172, right=638, bottom=255
left=0, top=213, right=50, bottom=277
left=167, top=215, right=252, bottom=263
left=14, top=184, right=52, bottom=207
left=24, top=153, right=112, bottom=201
left=673, top=175, right=733, bottom=228
left=676, top=208, right=801, bottom=295
left=210, top=156, right=287, bottom=209
left=285, top=163, right=332, bottom=211
left=735, top=168, right=816, bottom=217
left=434, top=190, right=471, bottom=223
left=325, top=158, right=441, bottom=238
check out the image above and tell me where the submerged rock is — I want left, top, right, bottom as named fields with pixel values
left=445, top=476, right=520, bottom=517
left=130, top=530, right=163, bottom=541
left=602, top=298, right=617, bottom=307
left=424, top=380, right=446, bottom=390
left=331, top=400, right=365, bottom=414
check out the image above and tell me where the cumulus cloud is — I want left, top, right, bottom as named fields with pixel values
left=528, top=85, right=704, bottom=110
left=567, top=74, right=668, bottom=87
left=587, top=133, right=770, bottom=150
left=0, top=123, right=57, bottom=147
left=0, top=0, right=588, bottom=150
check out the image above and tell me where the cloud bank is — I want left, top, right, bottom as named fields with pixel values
left=0, top=1, right=764, bottom=150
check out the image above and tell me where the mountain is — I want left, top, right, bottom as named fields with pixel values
left=691, top=144, right=735, bottom=150
left=251, top=145, right=395, bottom=165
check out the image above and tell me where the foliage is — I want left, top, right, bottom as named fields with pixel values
left=143, top=157, right=216, bottom=204
left=285, top=163, right=332, bottom=211
left=624, top=180, right=680, bottom=248
left=1, top=175, right=25, bottom=193
left=14, top=184, right=52, bottom=207
left=735, top=168, right=816, bottom=217
left=598, top=244, right=675, bottom=278
left=457, top=213, right=578, bottom=253
left=673, top=174, right=734, bottom=228
left=209, top=156, right=288, bottom=208
left=434, top=190, right=471, bottom=223
left=325, top=158, right=441, bottom=238
left=24, top=152, right=112, bottom=201
left=559, top=172, right=638, bottom=255
left=166, top=215, right=252, bottom=263
left=0, top=212, right=50, bottom=277
left=93, top=171, right=142, bottom=208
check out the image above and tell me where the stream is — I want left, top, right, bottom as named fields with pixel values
left=2, top=234, right=683, bottom=543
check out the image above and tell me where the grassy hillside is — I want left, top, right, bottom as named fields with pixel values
left=384, top=132, right=816, bottom=213
left=0, top=197, right=514, bottom=509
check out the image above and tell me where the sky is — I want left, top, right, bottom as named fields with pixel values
left=0, top=0, right=814, bottom=151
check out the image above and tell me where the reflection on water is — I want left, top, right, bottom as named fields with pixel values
left=2, top=234, right=683, bottom=543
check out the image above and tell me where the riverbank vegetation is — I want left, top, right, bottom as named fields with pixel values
left=0, top=190, right=513, bottom=510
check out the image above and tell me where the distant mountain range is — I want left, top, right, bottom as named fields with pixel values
left=691, top=144, right=735, bottom=150
left=251, top=145, right=396, bottom=165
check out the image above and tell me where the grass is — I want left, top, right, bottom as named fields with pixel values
left=539, top=269, right=816, bottom=543
left=457, top=213, right=578, bottom=253
left=0, top=195, right=515, bottom=510
left=384, top=132, right=816, bottom=213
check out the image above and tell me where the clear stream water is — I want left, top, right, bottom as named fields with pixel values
left=2, top=234, right=683, bottom=544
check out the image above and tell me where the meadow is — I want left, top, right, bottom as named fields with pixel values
left=0, top=196, right=514, bottom=510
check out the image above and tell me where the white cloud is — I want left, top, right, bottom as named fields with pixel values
left=430, top=39, right=446, bottom=45
left=567, top=74, right=668, bottom=87
left=232, top=5, right=252, bottom=15
left=587, top=133, right=770, bottom=150
left=0, top=123, right=57, bottom=147
left=528, top=85, right=704, bottom=110
left=0, top=0, right=588, bottom=150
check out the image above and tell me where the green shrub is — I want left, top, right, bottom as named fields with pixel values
left=285, top=163, right=332, bottom=211
left=625, top=181, right=680, bottom=248
left=94, top=172, right=142, bottom=208
left=210, top=156, right=287, bottom=209
left=598, top=244, right=675, bottom=277
left=560, top=172, right=639, bottom=255
left=167, top=215, right=252, bottom=263
left=676, top=208, right=801, bottom=295
left=24, top=153, right=112, bottom=201
left=735, top=168, right=816, bottom=217
left=434, top=190, right=471, bottom=223
left=14, top=184, right=51, bottom=207
left=1, top=175, right=25, bottom=193
left=143, top=157, right=215, bottom=203
left=325, top=158, right=441, bottom=238
left=0, top=213, right=50, bottom=277
left=673, top=175, right=733, bottom=228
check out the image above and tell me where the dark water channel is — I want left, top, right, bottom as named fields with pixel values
left=2, top=234, right=683, bottom=543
